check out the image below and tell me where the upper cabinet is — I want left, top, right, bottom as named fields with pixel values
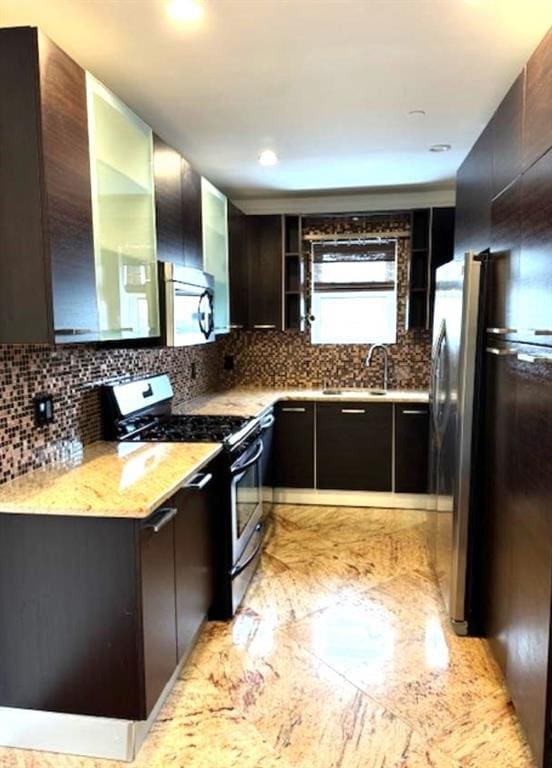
left=491, top=72, right=525, bottom=200
left=86, top=75, right=160, bottom=341
left=201, top=178, right=229, bottom=334
left=153, top=135, right=185, bottom=266
left=524, top=26, right=552, bottom=173
left=406, top=207, right=455, bottom=330
left=454, top=124, right=494, bottom=261
left=0, top=27, right=98, bottom=344
left=182, top=159, right=203, bottom=270
left=228, top=202, right=249, bottom=330
left=246, top=215, right=284, bottom=331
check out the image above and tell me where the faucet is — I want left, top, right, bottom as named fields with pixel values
left=366, top=344, right=389, bottom=391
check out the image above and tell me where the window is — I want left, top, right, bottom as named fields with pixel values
left=310, top=239, right=398, bottom=345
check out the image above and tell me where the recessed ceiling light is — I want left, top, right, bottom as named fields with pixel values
left=408, top=109, right=426, bottom=117
left=167, top=0, right=205, bottom=23
left=259, top=149, right=278, bottom=167
left=430, top=143, right=452, bottom=153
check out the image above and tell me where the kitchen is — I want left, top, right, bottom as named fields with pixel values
left=0, top=1, right=551, bottom=767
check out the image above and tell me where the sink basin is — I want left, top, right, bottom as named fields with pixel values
left=368, top=390, right=387, bottom=396
left=322, top=389, right=343, bottom=395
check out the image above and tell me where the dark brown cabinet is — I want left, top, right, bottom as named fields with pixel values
left=491, top=72, right=525, bottom=200
left=316, top=403, right=393, bottom=491
left=0, top=27, right=98, bottom=344
left=519, top=147, right=552, bottom=344
left=174, top=483, right=214, bottom=661
left=483, top=348, right=552, bottom=768
left=140, top=507, right=178, bottom=715
left=228, top=201, right=249, bottom=329
left=407, top=207, right=455, bottom=330
left=153, top=134, right=185, bottom=266
left=394, top=404, right=429, bottom=493
left=0, top=468, right=216, bottom=721
left=246, top=215, right=283, bottom=330
left=489, top=178, right=522, bottom=334
left=273, top=402, right=315, bottom=488
left=524, top=25, right=552, bottom=173
left=454, top=125, right=494, bottom=261
left=181, top=157, right=203, bottom=270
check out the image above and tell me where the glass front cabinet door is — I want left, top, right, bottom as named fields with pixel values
left=86, top=74, right=160, bottom=341
left=201, top=178, right=229, bottom=334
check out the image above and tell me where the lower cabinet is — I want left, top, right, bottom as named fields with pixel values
left=316, top=403, right=393, bottom=491
left=0, top=465, right=215, bottom=721
left=394, top=405, right=429, bottom=493
left=273, top=401, right=315, bottom=488
left=174, top=482, right=214, bottom=662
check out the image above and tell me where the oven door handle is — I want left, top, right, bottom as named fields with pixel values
left=230, top=522, right=265, bottom=578
left=230, top=440, right=263, bottom=476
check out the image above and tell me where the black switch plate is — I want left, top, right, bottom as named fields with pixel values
left=224, top=354, right=235, bottom=371
left=34, top=394, right=54, bottom=427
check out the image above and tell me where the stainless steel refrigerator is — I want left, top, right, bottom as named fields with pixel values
left=428, top=251, right=486, bottom=636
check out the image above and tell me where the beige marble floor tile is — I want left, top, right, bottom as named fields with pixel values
left=431, top=688, right=536, bottom=768
left=243, top=551, right=345, bottom=624
left=362, top=636, right=505, bottom=741
left=190, top=610, right=456, bottom=768
left=274, top=504, right=426, bottom=536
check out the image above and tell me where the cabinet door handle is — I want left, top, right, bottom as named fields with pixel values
left=526, top=328, right=552, bottom=336
left=401, top=409, right=427, bottom=415
left=185, top=472, right=213, bottom=490
left=253, top=324, right=276, bottom=329
left=486, top=327, right=518, bottom=334
left=517, top=353, right=552, bottom=364
left=281, top=407, right=306, bottom=413
left=229, top=324, right=243, bottom=330
left=145, top=507, right=178, bottom=533
left=341, top=408, right=365, bottom=414
left=486, top=347, right=516, bottom=356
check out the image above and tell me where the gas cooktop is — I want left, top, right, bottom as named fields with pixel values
left=121, top=414, right=252, bottom=445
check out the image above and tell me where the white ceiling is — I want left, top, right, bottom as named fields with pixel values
left=2, top=0, right=552, bottom=200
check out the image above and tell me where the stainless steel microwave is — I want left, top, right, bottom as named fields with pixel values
left=162, top=263, right=215, bottom=346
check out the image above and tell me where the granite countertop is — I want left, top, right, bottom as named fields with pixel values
left=0, top=441, right=221, bottom=519
left=176, top=388, right=430, bottom=418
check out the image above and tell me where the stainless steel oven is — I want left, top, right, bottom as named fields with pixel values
left=230, top=432, right=264, bottom=566
left=162, top=263, right=215, bottom=346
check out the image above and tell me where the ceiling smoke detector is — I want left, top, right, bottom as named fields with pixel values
left=430, top=143, right=452, bottom=153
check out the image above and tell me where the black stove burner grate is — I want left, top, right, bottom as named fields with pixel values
left=122, top=414, right=251, bottom=444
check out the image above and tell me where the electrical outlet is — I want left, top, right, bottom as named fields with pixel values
left=34, top=394, right=54, bottom=427
left=224, top=354, right=235, bottom=371
left=191, top=362, right=197, bottom=380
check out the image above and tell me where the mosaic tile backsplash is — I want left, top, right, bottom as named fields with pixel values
left=0, top=214, right=432, bottom=486
left=219, top=213, right=432, bottom=390
left=0, top=343, right=222, bottom=485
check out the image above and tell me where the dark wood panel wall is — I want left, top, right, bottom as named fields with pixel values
left=455, top=22, right=552, bottom=768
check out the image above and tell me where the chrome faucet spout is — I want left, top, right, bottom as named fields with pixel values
left=365, top=344, right=389, bottom=391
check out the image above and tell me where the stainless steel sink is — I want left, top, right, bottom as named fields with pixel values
left=322, top=389, right=343, bottom=395
left=368, top=390, right=387, bottom=396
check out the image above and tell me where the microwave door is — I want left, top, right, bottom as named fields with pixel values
left=172, top=285, right=205, bottom=346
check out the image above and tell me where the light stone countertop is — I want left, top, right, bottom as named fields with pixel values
left=0, top=440, right=221, bottom=519
left=176, top=388, right=430, bottom=419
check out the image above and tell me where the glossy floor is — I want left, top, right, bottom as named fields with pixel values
left=0, top=505, right=534, bottom=768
